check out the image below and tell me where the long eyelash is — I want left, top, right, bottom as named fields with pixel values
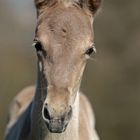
left=92, top=46, right=97, bottom=53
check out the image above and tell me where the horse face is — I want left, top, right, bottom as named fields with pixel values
left=34, top=0, right=101, bottom=133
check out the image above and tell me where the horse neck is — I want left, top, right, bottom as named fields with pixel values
left=30, top=66, right=80, bottom=140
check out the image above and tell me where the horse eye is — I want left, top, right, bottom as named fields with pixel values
left=33, top=42, right=43, bottom=52
left=85, top=46, right=96, bottom=56
left=33, top=41, right=47, bottom=58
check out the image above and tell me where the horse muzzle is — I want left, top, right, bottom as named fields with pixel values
left=42, top=105, right=72, bottom=133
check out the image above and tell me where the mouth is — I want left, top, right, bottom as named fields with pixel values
left=45, top=121, right=68, bottom=133
left=48, top=126, right=66, bottom=133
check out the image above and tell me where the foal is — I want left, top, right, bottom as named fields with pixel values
left=5, top=0, right=101, bottom=140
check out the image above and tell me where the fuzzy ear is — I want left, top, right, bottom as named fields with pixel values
left=79, top=0, right=101, bottom=15
left=34, top=0, right=47, bottom=9
left=34, top=0, right=53, bottom=15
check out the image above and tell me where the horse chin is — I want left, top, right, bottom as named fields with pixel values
left=46, top=123, right=67, bottom=133
left=48, top=127, right=66, bottom=133
left=45, top=120, right=69, bottom=133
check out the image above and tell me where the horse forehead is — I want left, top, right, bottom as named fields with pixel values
left=37, top=6, right=92, bottom=38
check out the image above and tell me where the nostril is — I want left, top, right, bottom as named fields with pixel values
left=42, top=105, right=51, bottom=121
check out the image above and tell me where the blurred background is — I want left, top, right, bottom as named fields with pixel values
left=0, top=0, right=140, bottom=139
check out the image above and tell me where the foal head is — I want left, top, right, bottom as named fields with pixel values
left=33, top=0, right=101, bottom=133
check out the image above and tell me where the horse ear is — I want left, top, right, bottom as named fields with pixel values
left=34, top=0, right=50, bottom=15
left=79, top=0, right=102, bottom=15
left=34, top=0, right=47, bottom=9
